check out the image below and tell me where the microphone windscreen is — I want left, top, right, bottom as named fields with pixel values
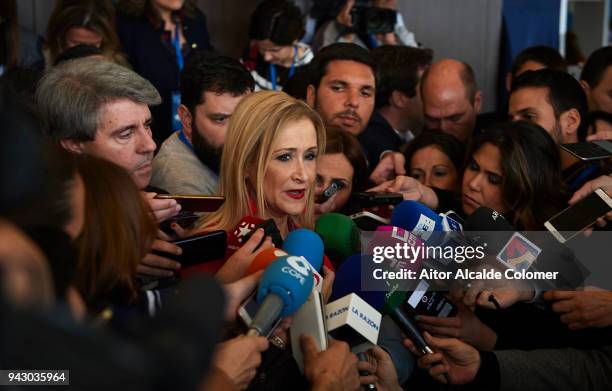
left=245, top=248, right=289, bottom=275
left=331, top=254, right=385, bottom=310
left=390, top=200, right=444, bottom=233
left=257, top=255, right=314, bottom=317
left=315, top=213, right=360, bottom=265
left=283, top=229, right=324, bottom=271
left=228, top=215, right=265, bottom=250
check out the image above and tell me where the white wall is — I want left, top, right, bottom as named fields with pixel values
left=398, top=0, right=503, bottom=112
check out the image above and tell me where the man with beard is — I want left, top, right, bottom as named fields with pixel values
left=306, top=43, right=408, bottom=184
left=508, top=69, right=607, bottom=190
left=152, top=53, right=254, bottom=195
left=306, top=43, right=376, bottom=137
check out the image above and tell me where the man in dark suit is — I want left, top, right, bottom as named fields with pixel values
left=358, top=45, right=433, bottom=168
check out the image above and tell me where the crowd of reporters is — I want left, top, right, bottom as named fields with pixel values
left=2, top=0, right=612, bottom=390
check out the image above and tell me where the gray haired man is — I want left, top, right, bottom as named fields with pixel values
left=37, top=58, right=182, bottom=277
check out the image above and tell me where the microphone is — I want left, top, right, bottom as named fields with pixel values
left=325, top=292, right=382, bottom=350
left=390, top=201, right=461, bottom=246
left=228, top=215, right=264, bottom=251
left=245, top=247, right=289, bottom=275
left=283, top=229, right=325, bottom=291
left=365, top=227, right=458, bottom=317
left=228, top=216, right=283, bottom=252
left=283, top=229, right=324, bottom=271
left=248, top=256, right=314, bottom=337
left=331, top=254, right=438, bottom=355
left=389, top=202, right=471, bottom=271
left=315, top=213, right=361, bottom=266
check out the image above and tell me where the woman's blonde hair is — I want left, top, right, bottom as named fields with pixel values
left=200, top=91, right=326, bottom=232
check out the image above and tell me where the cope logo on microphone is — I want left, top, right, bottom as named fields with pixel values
left=282, top=256, right=311, bottom=285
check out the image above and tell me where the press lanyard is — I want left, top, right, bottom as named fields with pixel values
left=269, top=45, right=297, bottom=91
left=173, top=24, right=184, bottom=71
left=171, top=23, right=184, bottom=131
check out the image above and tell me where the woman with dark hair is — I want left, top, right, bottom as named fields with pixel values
left=74, top=154, right=157, bottom=314
left=315, top=127, right=368, bottom=215
left=116, top=0, right=213, bottom=144
left=372, top=121, right=569, bottom=230
left=44, top=0, right=125, bottom=66
left=403, top=131, right=465, bottom=192
left=242, top=0, right=313, bottom=91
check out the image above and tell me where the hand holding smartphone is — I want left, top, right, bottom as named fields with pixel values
left=545, top=188, right=612, bottom=243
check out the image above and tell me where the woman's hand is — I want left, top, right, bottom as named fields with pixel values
left=216, top=228, right=274, bottom=284
left=223, top=271, right=262, bottom=322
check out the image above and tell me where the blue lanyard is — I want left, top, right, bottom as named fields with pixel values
left=178, top=130, right=193, bottom=150
left=268, top=45, right=297, bottom=91
left=173, top=24, right=184, bottom=71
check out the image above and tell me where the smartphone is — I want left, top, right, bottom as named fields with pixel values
left=317, top=181, right=341, bottom=203
left=403, top=279, right=457, bottom=317
left=290, top=290, right=328, bottom=373
left=350, top=192, right=404, bottom=208
left=561, top=140, right=612, bottom=161
left=242, top=219, right=284, bottom=249
left=154, top=194, right=225, bottom=212
left=159, top=211, right=200, bottom=233
left=238, top=292, right=282, bottom=337
left=350, top=210, right=390, bottom=231
left=544, top=188, right=612, bottom=243
left=153, top=230, right=227, bottom=266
